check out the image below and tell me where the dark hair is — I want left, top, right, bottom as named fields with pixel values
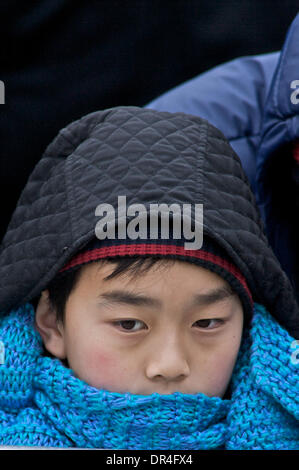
left=47, top=256, right=174, bottom=323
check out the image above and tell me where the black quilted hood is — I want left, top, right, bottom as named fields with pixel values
left=0, top=106, right=298, bottom=338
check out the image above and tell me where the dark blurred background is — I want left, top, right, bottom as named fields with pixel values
left=1, top=0, right=299, bottom=241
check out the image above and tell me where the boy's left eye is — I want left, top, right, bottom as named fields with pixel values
left=114, top=319, right=147, bottom=332
left=193, top=319, right=224, bottom=330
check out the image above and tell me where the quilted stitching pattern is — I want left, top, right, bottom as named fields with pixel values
left=0, top=106, right=298, bottom=337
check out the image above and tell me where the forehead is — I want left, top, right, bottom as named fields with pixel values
left=76, top=258, right=229, bottom=295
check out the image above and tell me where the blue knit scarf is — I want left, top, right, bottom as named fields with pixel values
left=0, top=303, right=298, bottom=449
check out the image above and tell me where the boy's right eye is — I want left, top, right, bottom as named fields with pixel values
left=114, top=319, right=147, bottom=332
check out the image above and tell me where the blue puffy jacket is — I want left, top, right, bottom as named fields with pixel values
left=147, top=14, right=299, bottom=297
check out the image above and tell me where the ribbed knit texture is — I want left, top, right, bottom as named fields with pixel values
left=0, top=303, right=298, bottom=449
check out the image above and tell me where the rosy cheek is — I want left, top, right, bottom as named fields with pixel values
left=83, top=350, right=129, bottom=391
left=206, top=351, right=238, bottom=395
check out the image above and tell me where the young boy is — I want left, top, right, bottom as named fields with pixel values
left=0, top=106, right=298, bottom=449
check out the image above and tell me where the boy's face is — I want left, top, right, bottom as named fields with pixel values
left=36, top=260, right=244, bottom=397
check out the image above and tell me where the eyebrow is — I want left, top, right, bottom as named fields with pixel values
left=190, top=286, right=234, bottom=307
left=98, top=286, right=234, bottom=310
left=99, top=290, right=162, bottom=308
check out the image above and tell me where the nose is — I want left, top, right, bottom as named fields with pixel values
left=145, top=337, right=190, bottom=383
